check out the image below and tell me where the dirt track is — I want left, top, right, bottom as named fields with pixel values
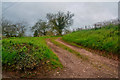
left=46, top=38, right=118, bottom=78
left=2, top=37, right=118, bottom=78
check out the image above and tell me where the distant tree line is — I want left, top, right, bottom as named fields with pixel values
left=31, top=11, right=74, bottom=37
left=2, top=11, right=74, bottom=37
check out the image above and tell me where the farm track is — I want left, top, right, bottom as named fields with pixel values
left=2, top=37, right=118, bottom=78
left=46, top=37, right=118, bottom=78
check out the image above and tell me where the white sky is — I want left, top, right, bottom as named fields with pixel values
left=2, top=0, right=120, bottom=2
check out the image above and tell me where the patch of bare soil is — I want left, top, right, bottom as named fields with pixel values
left=2, top=62, right=62, bottom=79
left=2, top=64, right=50, bottom=78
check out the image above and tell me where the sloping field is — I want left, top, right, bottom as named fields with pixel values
left=63, top=24, right=119, bottom=55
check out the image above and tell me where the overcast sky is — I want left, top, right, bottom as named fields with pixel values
left=2, top=2, right=118, bottom=35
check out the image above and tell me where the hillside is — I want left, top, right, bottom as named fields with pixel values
left=2, top=37, right=62, bottom=77
left=63, top=24, right=119, bottom=55
left=2, top=24, right=119, bottom=78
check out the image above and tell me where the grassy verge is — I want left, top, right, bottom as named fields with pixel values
left=61, top=38, right=115, bottom=59
left=63, top=24, right=119, bottom=56
left=2, top=37, right=63, bottom=73
left=50, top=38, right=89, bottom=61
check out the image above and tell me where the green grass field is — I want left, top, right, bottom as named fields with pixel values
left=2, top=37, right=62, bottom=72
left=63, top=24, right=119, bottom=55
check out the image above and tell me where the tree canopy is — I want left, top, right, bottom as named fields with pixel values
left=46, top=11, right=74, bottom=35
left=32, top=20, right=48, bottom=36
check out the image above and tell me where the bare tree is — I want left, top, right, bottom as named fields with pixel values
left=2, top=19, right=17, bottom=37
left=16, top=22, right=27, bottom=37
left=2, top=19, right=27, bottom=37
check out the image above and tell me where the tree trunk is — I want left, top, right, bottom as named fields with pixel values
left=58, top=30, right=62, bottom=36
